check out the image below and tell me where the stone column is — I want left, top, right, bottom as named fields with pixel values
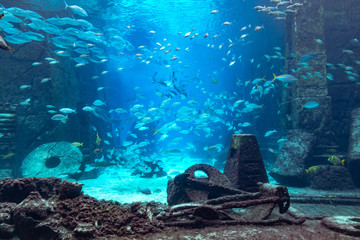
left=348, top=108, right=360, bottom=187
left=285, top=0, right=332, bottom=146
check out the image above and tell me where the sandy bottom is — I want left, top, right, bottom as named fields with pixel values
left=79, top=156, right=360, bottom=205
left=80, top=156, right=205, bottom=203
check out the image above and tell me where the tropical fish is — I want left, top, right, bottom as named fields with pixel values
left=305, top=166, right=319, bottom=173
left=328, top=156, right=345, bottom=166
left=93, top=100, right=106, bottom=106
left=51, top=114, right=68, bottom=124
left=96, top=132, right=101, bottom=145
left=0, top=13, right=4, bottom=19
left=41, top=78, right=51, bottom=83
left=254, top=25, right=264, bottom=31
left=93, top=148, right=102, bottom=154
left=272, top=73, right=298, bottom=83
left=315, top=39, right=323, bottom=44
left=0, top=35, right=14, bottom=53
left=32, top=62, right=42, bottom=66
left=19, top=85, right=31, bottom=90
left=302, top=101, right=319, bottom=110
left=2, top=152, right=15, bottom=159
left=82, top=106, right=95, bottom=112
left=64, top=0, right=88, bottom=17
left=299, top=54, right=319, bottom=63
left=264, top=129, right=277, bottom=137
left=59, top=108, right=76, bottom=114
left=71, top=142, right=83, bottom=147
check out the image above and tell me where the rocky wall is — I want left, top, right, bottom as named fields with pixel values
left=0, top=40, right=85, bottom=178
left=324, top=0, right=360, bottom=152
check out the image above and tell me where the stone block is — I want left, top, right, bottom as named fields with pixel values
left=224, top=134, right=268, bottom=192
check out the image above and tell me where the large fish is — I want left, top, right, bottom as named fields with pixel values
left=0, top=35, right=14, bottom=53
left=64, top=0, right=88, bottom=17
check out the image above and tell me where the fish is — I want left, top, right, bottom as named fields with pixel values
left=315, top=39, right=323, bottom=44
left=19, top=85, right=31, bottom=90
left=59, top=108, right=76, bottom=114
left=92, top=161, right=117, bottom=168
left=184, top=32, right=191, bottom=38
left=328, top=156, right=345, bottom=166
left=51, top=114, right=68, bottom=124
left=32, top=62, right=42, bottom=66
left=93, top=100, right=106, bottom=106
left=41, top=78, right=51, bottom=83
left=302, top=101, right=319, bottom=110
left=96, top=132, right=101, bottom=145
left=299, top=54, right=319, bottom=63
left=210, top=10, right=219, bottom=14
left=272, top=73, right=298, bottom=83
left=0, top=13, right=4, bottom=19
left=0, top=35, right=14, bottom=53
left=165, top=149, right=182, bottom=155
left=93, top=148, right=102, bottom=154
left=264, top=130, right=277, bottom=137
left=2, top=153, right=15, bottom=159
left=139, top=187, right=152, bottom=195
left=305, top=166, right=319, bottom=174
left=64, top=0, right=88, bottom=17
left=72, top=142, right=83, bottom=147
left=82, top=106, right=95, bottom=112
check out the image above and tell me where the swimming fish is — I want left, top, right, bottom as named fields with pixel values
left=0, top=35, right=14, bottom=53
left=96, top=132, right=101, bottom=145
left=264, top=129, right=277, bottom=137
left=51, top=114, right=68, bottom=124
left=71, top=142, right=83, bottom=147
left=0, top=13, right=4, bottom=19
left=64, top=0, right=88, bottom=17
left=302, top=101, right=319, bottom=110
left=272, top=73, right=298, bottom=83
left=2, top=152, right=15, bottom=159
left=305, top=166, right=319, bottom=174
left=328, top=156, right=345, bottom=166
left=59, top=108, right=76, bottom=114
left=93, top=148, right=102, bottom=154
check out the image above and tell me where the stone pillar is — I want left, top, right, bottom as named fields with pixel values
left=224, top=134, right=268, bottom=192
left=348, top=108, right=360, bottom=187
left=0, top=103, right=17, bottom=179
left=285, top=0, right=332, bottom=146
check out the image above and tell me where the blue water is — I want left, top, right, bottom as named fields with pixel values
left=91, top=0, right=285, bottom=161
left=1, top=0, right=286, bottom=170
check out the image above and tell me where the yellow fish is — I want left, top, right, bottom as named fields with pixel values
left=96, top=132, right=101, bottom=145
left=305, top=166, right=319, bottom=174
left=2, top=152, right=15, bottom=159
left=328, top=156, right=345, bottom=166
left=71, top=142, right=83, bottom=147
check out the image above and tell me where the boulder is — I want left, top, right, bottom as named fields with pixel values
left=21, top=141, right=83, bottom=178
left=308, top=165, right=355, bottom=190
left=270, top=130, right=315, bottom=186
